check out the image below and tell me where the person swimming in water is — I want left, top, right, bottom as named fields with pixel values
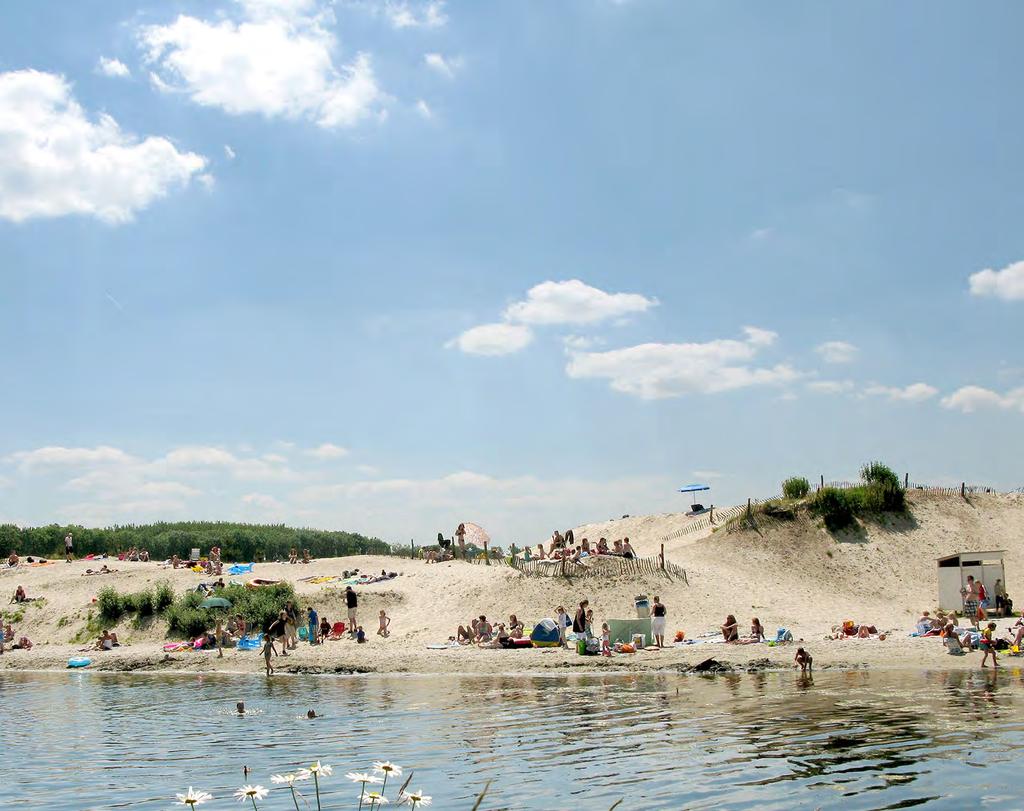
left=236, top=702, right=246, bottom=714
left=307, top=709, right=317, bottom=719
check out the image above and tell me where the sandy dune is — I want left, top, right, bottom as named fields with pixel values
left=3, top=491, right=1023, bottom=675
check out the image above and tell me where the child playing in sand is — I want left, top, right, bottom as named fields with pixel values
left=262, top=635, right=277, bottom=675
left=356, top=626, right=367, bottom=644
left=377, top=610, right=391, bottom=638
left=601, top=623, right=611, bottom=656
left=795, top=648, right=813, bottom=672
left=980, top=621, right=999, bottom=668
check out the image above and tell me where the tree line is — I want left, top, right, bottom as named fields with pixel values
left=0, top=520, right=390, bottom=562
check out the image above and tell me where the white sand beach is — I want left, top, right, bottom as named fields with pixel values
left=3, top=491, right=1023, bottom=676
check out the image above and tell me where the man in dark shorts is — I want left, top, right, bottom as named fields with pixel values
left=345, top=586, right=358, bottom=637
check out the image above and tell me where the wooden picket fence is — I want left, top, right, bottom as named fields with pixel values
left=662, top=497, right=780, bottom=542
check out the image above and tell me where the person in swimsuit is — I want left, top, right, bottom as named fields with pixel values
left=721, top=615, right=739, bottom=642
left=573, top=601, right=589, bottom=635
left=650, top=596, right=667, bottom=648
left=377, top=610, right=391, bottom=638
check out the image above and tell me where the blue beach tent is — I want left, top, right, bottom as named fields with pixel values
left=531, top=618, right=561, bottom=647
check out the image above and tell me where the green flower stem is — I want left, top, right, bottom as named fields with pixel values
left=357, top=785, right=365, bottom=811
left=249, top=796, right=259, bottom=811
left=313, top=773, right=321, bottom=811
left=289, top=785, right=300, bottom=811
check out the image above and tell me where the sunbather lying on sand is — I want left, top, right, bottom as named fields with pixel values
left=82, top=565, right=118, bottom=576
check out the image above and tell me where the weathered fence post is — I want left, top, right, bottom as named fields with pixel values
left=410, top=539, right=415, bottom=558
left=560, top=553, right=566, bottom=577
left=747, top=498, right=752, bottom=519
left=961, top=482, right=966, bottom=498
left=660, top=543, right=665, bottom=570
left=484, top=539, right=490, bottom=565
left=820, top=474, right=824, bottom=489
left=904, top=472, right=909, bottom=489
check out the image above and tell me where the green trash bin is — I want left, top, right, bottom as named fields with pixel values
left=576, top=639, right=587, bottom=656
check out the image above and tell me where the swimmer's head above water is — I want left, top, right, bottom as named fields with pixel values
left=236, top=702, right=245, bottom=714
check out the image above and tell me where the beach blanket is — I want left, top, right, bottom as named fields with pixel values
left=163, top=642, right=191, bottom=653
left=227, top=563, right=254, bottom=576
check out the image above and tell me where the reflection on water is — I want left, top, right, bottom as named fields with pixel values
left=3, top=669, right=1024, bottom=809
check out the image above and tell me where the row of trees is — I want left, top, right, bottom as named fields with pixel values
left=0, top=521, right=390, bottom=562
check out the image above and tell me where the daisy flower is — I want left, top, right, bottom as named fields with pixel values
left=400, top=789, right=432, bottom=807
left=271, top=773, right=309, bottom=786
left=373, top=762, right=403, bottom=777
left=234, top=785, right=269, bottom=802
left=176, top=787, right=213, bottom=806
left=362, top=790, right=390, bottom=806
left=298, top=760, right=333, bottom=778
left=347, top=772, right=384, bottom=785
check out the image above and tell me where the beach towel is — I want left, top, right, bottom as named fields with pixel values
left=774, top=628, right=793, bottom=643
left=228, top=563, right=254, bottom=576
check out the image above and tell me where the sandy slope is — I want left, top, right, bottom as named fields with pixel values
left=2, top=491, right=1023, bottom=676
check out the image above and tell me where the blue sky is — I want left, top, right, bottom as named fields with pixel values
left=1, top=0, right=1022, bottom=543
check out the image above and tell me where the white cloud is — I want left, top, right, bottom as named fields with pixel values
left=415, top=99, right=432, bottom=119
left=448, top=322, right=533, bottom=356
left=941, top=385, right=1024, bottom=413
left=692, top=470, right=724, bottom=479
left=158, top=445, right=297, bottom=480
left=139, top=1, right=385, bottom=129
left=224, top=144, right=236, bottom=160
left=807, top=380, right=855, bottom=394
left=305, top=443, right=349, bottom=459
left=749, top=227, right=773, bottom=241
left=241, top=492, right=284, bottom=509
left=562, top=334, right=601, bottom=351
left=423, top=52, right=461, bottom=78
left=0, top=69, right=207, bottom=223
left=96, top=57, right=131, bottom=78
left=863, top=382, right=938, bottom=403
left=506, top=280, right=657, bottom=326
left=969, top=260, right=1024, bottom=301
left=565, top=327, right=798, bottom=400
left=7, top=445, right=134, bottom=470
left=815, top=340, right=859, bottom=364
left=450, top=280, right=655, bottom=356
left=386, top=1, right=447, bottom=28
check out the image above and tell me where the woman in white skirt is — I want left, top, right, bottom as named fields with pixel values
left=650, top=595, right=667, bottom=648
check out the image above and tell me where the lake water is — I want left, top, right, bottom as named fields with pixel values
left=3, top=668, right=1022, bottom=810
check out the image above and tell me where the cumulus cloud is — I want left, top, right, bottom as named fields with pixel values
left=96, top=57, right=131, bottom=78
left=807, top=380, right=855, bottom=394
left=941, top=385, right=1024, bottom=413
left=386, top=1, right=447, bottom=28
left=0, top=69, right=207, bottom=223
left=305, top=443, right=349, bottom=459
left=448, top=322, right=533, bottom=356
left=450, top=280, right=656, bottom=356
left=415, top=99, right=432, bottom=119
left=565, top=327, right=798, bottom=400
left=505, top=280, right=657, bottom=326
left=423, top=52, right=461, bottom=78
left=863, top=382, right=938, bottom=403
left=139, top=0, right=385, bottom=129
left=815, top=340, right=858, bottom=364
left=969, top=260, right=1024, bottom=301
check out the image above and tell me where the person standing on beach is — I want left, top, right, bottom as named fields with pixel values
left=262, top=634, right=277, bottom=675
left=268, top=611, right=289, bottom=656
left=573, top=601, right=589, bottom=635
left=345, top=586, right=358, bottom=636
left=650, top=596, right=667, bottom=648
left=284, top=600, right=299, bottom=650
left=307, top=605, right=319, bottom=646
left=961, top=576, right=980, bottom=629
left=555, top=605, right=569, bottom=647
left=64, top=532, right=74, bottom=563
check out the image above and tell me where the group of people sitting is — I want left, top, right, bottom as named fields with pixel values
left=829, top=620, right=885, bottom=640
left=455, top=614, right=528, bottom=647
left=287, top=548, right=313, bottom=564
left=1, top=619, right=31, bottom=653
left=525, top=531, right=636, bottom=563
left=720, top=615, right=767, bottom=643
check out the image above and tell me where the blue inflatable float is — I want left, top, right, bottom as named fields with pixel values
left=67, top=657, right=91, bottom=668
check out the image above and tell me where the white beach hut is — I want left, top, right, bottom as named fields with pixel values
left=936, top=550, right=1006, bottom=611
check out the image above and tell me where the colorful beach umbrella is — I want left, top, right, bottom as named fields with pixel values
left=461, top=522, right=490, bottom=546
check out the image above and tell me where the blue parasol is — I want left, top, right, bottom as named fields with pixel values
left=678, top=484, right=710, bottom=493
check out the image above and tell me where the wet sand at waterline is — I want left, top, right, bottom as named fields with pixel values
left=3, top=491, right=1023, bottom=676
